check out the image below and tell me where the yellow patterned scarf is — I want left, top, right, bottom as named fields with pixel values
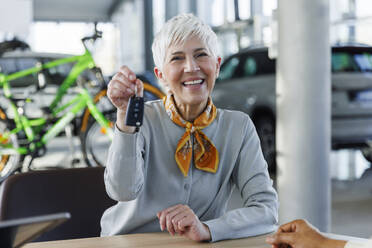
left=163, top=95, right=219, bottom=177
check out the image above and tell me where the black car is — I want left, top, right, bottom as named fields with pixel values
left=213, top=45, right=372, bottom=172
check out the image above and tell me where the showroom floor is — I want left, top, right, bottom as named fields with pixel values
left=29, top=136, right=372, bottom=239
left=332, top=168, right=372, bottom=238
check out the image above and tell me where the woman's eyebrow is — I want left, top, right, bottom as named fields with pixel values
left=170, top=51, right=184, bottom=56
left=170, top=48, right=207, bottom=55
left=194, top=48, right=207, bottom=52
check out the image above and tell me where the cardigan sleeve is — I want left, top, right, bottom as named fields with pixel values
left=103, top=126, right=146, bottom=202
left=204, top=117, right=279, bottom=242
left=345, top=238, right=372, bottom=248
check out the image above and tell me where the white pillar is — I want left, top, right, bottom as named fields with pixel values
left=197, top=0, right=214, bottom=25
left=249, top=0, right=263, bottom=44
left=347, top=0, right=356, bottom=42
left=277, top=0, right=331, bottom=232
left=165, top=0, right=178, bottom=20
left=112, top=0, right=148, bottom=72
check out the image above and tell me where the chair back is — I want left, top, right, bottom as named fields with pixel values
left=0, top=167, right=115, bottom=241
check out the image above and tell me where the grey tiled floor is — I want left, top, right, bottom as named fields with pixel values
left=331, top=169, right=372, bottom=238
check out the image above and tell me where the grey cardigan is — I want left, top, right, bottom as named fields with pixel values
left=100, top=100, right=278, bottom=242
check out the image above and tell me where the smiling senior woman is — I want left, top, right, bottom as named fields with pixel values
left=100, top=13, right=278, bottom=242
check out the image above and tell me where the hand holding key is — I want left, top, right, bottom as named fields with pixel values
left=107, top=65, right=144, bottom=132
left=107, top=66, right=144, bottom=110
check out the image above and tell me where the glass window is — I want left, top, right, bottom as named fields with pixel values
left=332, top=53, right=357, bottom=72
left=42, top=58, right=74, bottom=85
left=332, top=52, right=372, bottom=72
left=0, top=58, right=17, bottom=74
left=16, top=58, right=39, bottom=88
left=354, top=53, right=372, bottom=72
left=218, top=57, right=240, bottom=80
left=243, top=57, right=257, bottom=76
left=56, top=63, right=73, bottom=77
left=16, top=58, right=38, bottom=71
left=0, top=58, right=38, bottom=87
left=43, top=58, right=73, bottom=77
left=238, top=0, right=250, bottom=19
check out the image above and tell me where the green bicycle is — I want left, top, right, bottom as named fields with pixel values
left=0, top=28, right=165, bottom=182
left=0, top=29, right=115, bottom=181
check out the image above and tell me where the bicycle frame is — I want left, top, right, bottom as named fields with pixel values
left=0, top=46, right=113, bottom=157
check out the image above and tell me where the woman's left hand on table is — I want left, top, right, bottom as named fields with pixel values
left=157, top=204, right=211, bottom=242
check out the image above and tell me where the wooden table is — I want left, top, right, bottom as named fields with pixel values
left=24, top=232, right=272, bottom=248
left=23, top=232, right=370, bottom=248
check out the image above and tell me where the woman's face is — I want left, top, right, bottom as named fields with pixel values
left=155, top=36, right=221, bottom=108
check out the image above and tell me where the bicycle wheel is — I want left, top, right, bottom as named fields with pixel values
left=0, top=107, right=21, bottom=182
left=80, top=83, right=165, bottom=132
left=81, top=109, right=116, bottom=167
left=80, top=83, right=164, bottom=167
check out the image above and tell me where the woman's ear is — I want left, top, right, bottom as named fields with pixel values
left=154, top=67, right=170, bottom=94
left=216, top=56, right=222, bottom=77
left=154, top=67, right=163, bottom=80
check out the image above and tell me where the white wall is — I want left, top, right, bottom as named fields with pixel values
left=0, top=0, right=32, bottom=40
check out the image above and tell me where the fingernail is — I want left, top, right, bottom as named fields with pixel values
left=129, top=75, right=135, bottom=81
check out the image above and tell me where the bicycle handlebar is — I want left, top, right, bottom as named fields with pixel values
left=81, top=31, right=102, bottom=43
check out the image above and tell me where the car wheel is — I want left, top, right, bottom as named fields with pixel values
left=254, top=115, right=276, bottom=174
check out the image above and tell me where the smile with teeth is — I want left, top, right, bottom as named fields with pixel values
left=183, top=79, right=204, bottom=86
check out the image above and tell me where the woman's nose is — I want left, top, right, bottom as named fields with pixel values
left=184, top=58, right=200, bottom=72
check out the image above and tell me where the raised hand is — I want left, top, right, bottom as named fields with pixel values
left=157, top=204, right=211, bottom=242
left=107, top=65, right=143, bottom=111
left=107, top=65, right=144, bottom=132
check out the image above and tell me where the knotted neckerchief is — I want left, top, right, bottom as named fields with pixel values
left=163, top=95, right=219, bottom=177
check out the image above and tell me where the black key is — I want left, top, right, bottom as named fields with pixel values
left=125, top=96, right=144, bottom=127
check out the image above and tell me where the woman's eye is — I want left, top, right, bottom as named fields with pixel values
left=196, top=52, right=208, bottom=58
left=171, top=56, right=183, bottom=61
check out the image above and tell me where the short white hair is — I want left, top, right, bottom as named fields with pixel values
left=152, top=13, right=219, bottom=71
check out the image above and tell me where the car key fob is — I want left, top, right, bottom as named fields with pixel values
left=125, top=95, right=144, bottom=128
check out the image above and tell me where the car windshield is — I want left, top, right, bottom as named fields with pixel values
left=218, top=47, right=372, bottom=79
left=332, top=52, right=372, bottom=72
left=218, top=57, right=240, bottom=80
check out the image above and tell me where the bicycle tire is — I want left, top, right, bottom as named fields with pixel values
left=80, top=84, right=165, bottom=167
left=81, top=109, right=116, bottom=167
left=0, top=107, right=22, bottom=182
